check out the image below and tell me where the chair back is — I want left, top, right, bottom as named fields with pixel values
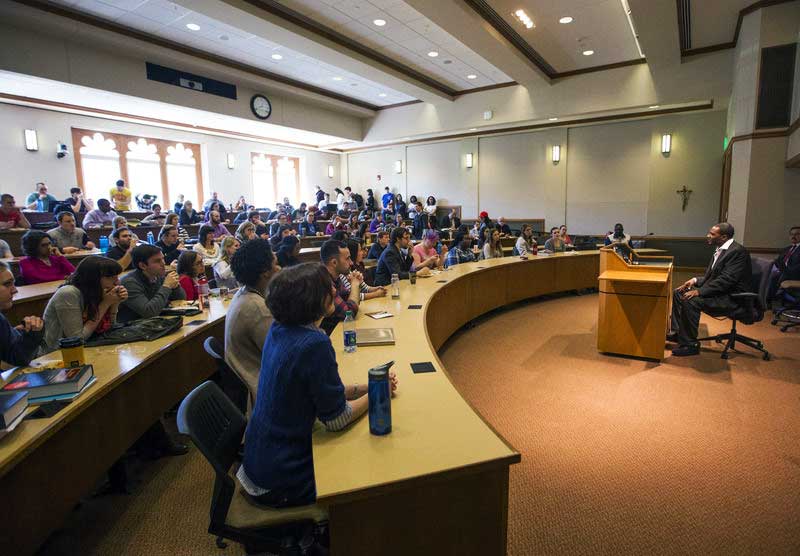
left=739, top=256, right=772, bottom=324
left=177, top=381, right=246, bottom=529
left=203, top=337, right=249, bottom=414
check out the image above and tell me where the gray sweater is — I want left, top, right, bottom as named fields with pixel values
left=118, top=270, right=185, bottom=323
left=40, top=285, right=116, bottom=355
left=224, top=287, right=273, bottom=406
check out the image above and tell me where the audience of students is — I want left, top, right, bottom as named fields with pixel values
left=18, top=230, right=76, bottom=285
left=214, top=236, right=240, bottom=290
left=0, top=194, right=31, bottom=230
left=118, top=244, right=185, bottom=322
left=193, top=225, right=220, bottom=264
left=48, top=212, right=95, bottom=253
left=0, top=261, right=44, bottom=366
left=374, top=227, right=413, bottom=286
left=367, top=230, right=389, bottom=259
left=110, top=180, right=132, bottom=211
left=39, top=256, right=127, bottom=354
left=82, top=199, right=117, bottom=228
left=105, top=227, right=137, bottom=270
left=445, top=231, right=477, bottom=269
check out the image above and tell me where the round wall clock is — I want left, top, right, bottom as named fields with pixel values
left=250, top=94, right=272, bottom=120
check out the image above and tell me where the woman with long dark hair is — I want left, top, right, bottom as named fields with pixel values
left=275, top=235, right=301, bottom=268
left=424, top=195, right=437, bottom=216
left=177, top=250, right=205, bottom=300
left=193, top=224, right=220, bottom=264
left=40, top=256, right=127, bottom=354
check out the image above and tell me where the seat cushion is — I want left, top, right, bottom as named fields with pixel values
left=226, top=485, right=328, bottom=529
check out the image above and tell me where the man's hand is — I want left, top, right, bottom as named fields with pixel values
left=86, top=241, right=96, bottom=250
left=677, top=278, right=695, bottom=292
left=15, top=316, right=44, bottom=333
left=349, top=270, right=363, bottom=286
left=373, top=286, right=387, bottom=297
left=682, top=289, right=700, bottom=300
left=164, top=270, right=180, bottom=289
left=62, top=246, right=79, bottom=254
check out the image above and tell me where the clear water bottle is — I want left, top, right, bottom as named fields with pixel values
left=99, top=235, right=109, bottom=253
left=146, top=231, right=155, bottom=245
left=391, top=273, right=400, bottom=299
left=343, top=310, right=357, bottom=353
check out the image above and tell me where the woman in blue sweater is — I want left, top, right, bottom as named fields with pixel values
left=237, top=263, right=397, bottom=507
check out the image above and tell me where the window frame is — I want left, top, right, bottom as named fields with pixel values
left=250, top=152, right=301, bottom=209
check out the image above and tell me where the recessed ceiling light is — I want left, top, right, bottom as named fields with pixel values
left=219, top=34, right=229, bottom=41
left=186, top=23, right=200, bottom=31
left=332, top=76, right=343, bottom=81
left=373, top=19, right=386, bottom=26
left=469, top=128, right=477, bottom=131
left=582, top=49, right=594, bottom=56
left=513, top=9, right=535, bottom=29
left=378, top=93, right=387, bottom=97
left=350, top=83, right=358, bottom=86
left=549, top=117, right=558, bottom=121
left=427, top=51, right=439, bottom=57
left=467, top=74, right=477, bottom=79
left=649, top=105, right=660, bottom=109
left=559, top=16, right=573, bottom=24
left=271, top=54, right=283, bottom=60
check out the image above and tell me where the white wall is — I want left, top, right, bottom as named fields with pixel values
left=0, top=102, right=341, bottom=206
left=346, top=109, right=726, bottom=235
left=345, top=146, right=406, bottom=199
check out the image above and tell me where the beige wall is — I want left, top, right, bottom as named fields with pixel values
left=345, top=109, right=725, bottom=236
left=0, top=102, right=342, bottom=206
left=344, top=146, right=406, bottom=200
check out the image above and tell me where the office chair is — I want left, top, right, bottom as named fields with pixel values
left=696, top=256, right=771, bottom=360
left=203, top=337, right=249, bottom=416
left=177, top=381, right=328, bottom=555
left=771, top=280, right=800, bottom=332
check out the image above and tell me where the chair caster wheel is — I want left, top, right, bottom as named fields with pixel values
left=763, top=352, right=771, bottom=361
left=216, top=536, right=228, bottom=549
left=721, top=353, right=729, bottom=360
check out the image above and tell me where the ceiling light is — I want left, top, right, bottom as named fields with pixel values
left=186, top=23, right=200, bottom=31
left=271, top=54, right=283, bottom=60
left=515, top=9, right=524, bottom=17
left=219, top=35, right=229, bottom=41
left=513, top=9, right=535, bottom=29
left=582, top=49, right=594, bottom=56
left=467, top=74, right=477, bottom=79
left=332, top=76, right=343, bottom=81
left=559, top=16, right=573, bottom=24
left=378, top=93, right=387, bottom=97
left=649, top=105, right=660, bottom=109
left=548, top=117, right=558, bottom=121
left=469, top=128, right=477, bottom=131
left=373, top=19, right=386, bottom=26
left=427, top=51, right=439, bottom=57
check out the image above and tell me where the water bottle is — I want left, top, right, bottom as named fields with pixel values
left=343, top=310, right=357, bottom=353
left=368, top=361, right=394, bottom=435
left=146, top=231, right=155, bottom=245
left=99, top=235, right=109, bottom=253
left=391, top=273, right=400, bottom=299
left=198, top=275, right=209, bottom=308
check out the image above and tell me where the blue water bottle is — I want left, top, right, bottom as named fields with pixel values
left=99, top=235, right=109, bottom=253
left=146, top=231, right=155, bottom=245
left=343, top=310, right=356, bottom=353
left=368, top=360, right=394, bottom=435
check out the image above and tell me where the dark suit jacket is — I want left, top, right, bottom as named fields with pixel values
left=374, top=244, right=412, bottom=286
left=696, top=241, right=751, bottom=298
left=773, top=244, right=800, bottom=280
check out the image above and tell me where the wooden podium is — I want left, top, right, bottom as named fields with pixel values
left=597, top=245, right=674, bottom=360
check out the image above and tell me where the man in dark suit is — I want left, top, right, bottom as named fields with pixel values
left=374, top=227, right=413, bottom=286
left=669, top=222, right=751, bottom=356
left=768, top=226, right=800, bottom=302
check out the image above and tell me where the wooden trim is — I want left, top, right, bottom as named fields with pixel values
left=71, top=127, right=85, bottom=191
left=341, top=101, right=715, bottom=152
left=723, top=128, right=790, bottom=157
left=0, top=92, right=327, bottom=150
left=719, top=146, right=732, bottom=222
left=157, top=143, right=170, bottom=206
left=377, top=100, right=425, bottom=111
left=552, top=58, right=647, bottom=79
left=189, top=144, right=205, bottom=206
left=679, top=0, right=799, bottom=58
left=788, top=115, right=800, bottom=135
left=455, top=81, right=519, bottom=96
left=787, top=151, right=800, bottom=168
left=11, top=0, right=384, bottom=112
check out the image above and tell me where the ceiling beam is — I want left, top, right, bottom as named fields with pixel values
left=628, top=0, right=681, bottom=72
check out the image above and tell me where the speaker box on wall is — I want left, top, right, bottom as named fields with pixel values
left=755, top=43, right=796, bottom=129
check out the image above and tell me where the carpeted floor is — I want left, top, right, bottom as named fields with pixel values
left=37, top=293, right=800, bottom=555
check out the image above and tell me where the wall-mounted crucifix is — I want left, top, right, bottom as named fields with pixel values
left=676, top=185, right=693, bottom=211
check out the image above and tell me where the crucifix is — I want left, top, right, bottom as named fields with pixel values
left=676, top=185, right=692, bottom=211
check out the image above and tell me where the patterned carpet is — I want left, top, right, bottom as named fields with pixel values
left=37, top=293, right=800, bottom=555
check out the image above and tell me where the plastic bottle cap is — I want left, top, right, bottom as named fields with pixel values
left=58, top=336, right=84, bottom=348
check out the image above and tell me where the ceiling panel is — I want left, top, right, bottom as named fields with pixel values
left=47, top=0, right=418, bottom=107
left=279, top=0, right=513, bottom=90
left=689, top=0, right=751, bottom=50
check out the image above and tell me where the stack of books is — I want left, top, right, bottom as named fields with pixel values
left=2, top=364, right=95, bottom=406
left=0, top=390, right=29, bottom=434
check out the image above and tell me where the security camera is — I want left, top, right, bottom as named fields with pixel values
left=56, top=143, right=69, bottom=159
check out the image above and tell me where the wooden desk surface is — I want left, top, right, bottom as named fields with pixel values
left=598, top=270, right=670, bottom=283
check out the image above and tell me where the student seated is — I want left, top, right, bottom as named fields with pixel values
left=374, top=227, right=413, bottom=286
left=206, top=210, right=231, bottom=238
left=559, top=225, right=572, bottom=246
left=105, top=227, right=137, bottom=270
left=413, top=230, right=445, bottom=270
left=544, top=227, right=566, bottom=252
left=48, top=211, right=96, bottom=254
left=320, top=239, right=362, bottom=332
left=270, top=224, right=294, bottom=250
left=299, top=211, right=322, bottom=237
left=193, top=225, right=220, bottom=264
left=496, top=217, right=512, bottom=237
left=176, top=250, right=204, bottom=301
left=118, top=244, right=186, bottom=322
left=516, top=224, right=538, bottom=256
left=25, top=182, right=58, bottom=212
left=345, top=239, right=387, bottom=299
left=225, top=238, right=279, bottom=405
left=141, top=203, right=166, bottom=225
left=247, top=211, right=269, bottom=238
left=604, top=222, right=632, bottom=247
left=275, top=235, right=301, bottom=268
left=269, top=214, right=289, bottom=236
left=444, top=231, right=477, bottom=268
left=39, top=256, right=128, bottom=354
left=213, top=236, right=240, bottom=289
left=19, top=230, right=76, bottom=285
left=155, top=224, right=183, bottom=265
left=0, top=261, right=44, bottom=366
left=82, top=198, right=118, bottom=228
left=0, top=239, right=11, bottom=259
left=63, top=187, right=94, bottom=214
left=0, top=194, right=31, bottom=230
left=135, top=193, right=157, bottom=211
left=164, top=213, right=190, bottom=243
left=237, top=263, right=397, bottom=508
left=179, top=200, right=202, bottom=225
left=369, top=213, right=384, bottom=233
left=483, top=228, right=504, bottom=259
left=235, top=221, right=256, bottom=243
left=366, top=230, right=389, bottom=259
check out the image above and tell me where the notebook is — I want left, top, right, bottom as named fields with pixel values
left=355, top=328, right=396, bottom=346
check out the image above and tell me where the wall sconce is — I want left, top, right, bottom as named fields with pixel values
left=328, top=165, right=335, bottom=178
left=465, top=152, right=474, bottom=168
left=661, top=133, right=672, bottom=155
left=226, top=153, right=235, bottom=169
left=394, top=160, right=402, bottom=174
left=24, top=129, right=38, bottom=151
left=551, top=145, right=561, bottom=163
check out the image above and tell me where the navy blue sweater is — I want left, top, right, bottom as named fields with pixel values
left=0, top=313, right=43, bottom=366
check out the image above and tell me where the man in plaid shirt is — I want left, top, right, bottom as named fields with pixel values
left=320, top=239, right=362, bottom=333
left=445, top=231, right=477, bottom=269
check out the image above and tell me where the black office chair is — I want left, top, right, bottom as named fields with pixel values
left=696, top=256, right=771, bottom=360
left=771, top=280, right=800, bottom=332
left=177, top=381, right=327, bottom=555
left=203, top=337, right=249, bottom=416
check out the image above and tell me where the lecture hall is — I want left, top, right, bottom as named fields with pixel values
left=1, top=0, right=799, bottom=554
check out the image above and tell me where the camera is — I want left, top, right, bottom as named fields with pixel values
left=56, top=143, right=70, bottom=159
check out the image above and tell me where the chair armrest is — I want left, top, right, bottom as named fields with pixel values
left=780, top=280, right=800, bottom=289
left=730, top=292, right=757, bottom=299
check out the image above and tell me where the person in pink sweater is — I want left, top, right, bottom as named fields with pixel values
left=18, top=230, right=75, bottom=285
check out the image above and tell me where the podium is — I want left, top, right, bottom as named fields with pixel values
left=597, top=245, right=674, bottom=360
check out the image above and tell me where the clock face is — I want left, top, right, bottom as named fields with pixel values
left=250, top=94, right=272, bottom=120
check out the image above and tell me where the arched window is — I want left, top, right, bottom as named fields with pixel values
left=250, top=153, right=301, bottom=209
left=77, top=132, right=120, bottom=203
left=126, top=138, right=161, bottom=203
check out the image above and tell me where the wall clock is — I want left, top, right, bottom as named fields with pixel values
left=250, top=94, right=272, bottom=120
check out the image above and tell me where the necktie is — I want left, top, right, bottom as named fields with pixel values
left=785, top=245, right=796, bottom=265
